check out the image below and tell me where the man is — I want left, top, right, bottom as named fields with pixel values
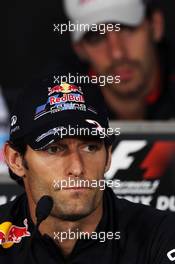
left=63, top=0, right=175, bottom=120
left=1, top=77, right=175, bottom=264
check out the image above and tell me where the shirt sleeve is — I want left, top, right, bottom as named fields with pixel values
left=150, top=213, right=175, bottom=264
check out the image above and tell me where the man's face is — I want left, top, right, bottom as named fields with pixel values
left=23, top=137, right=111, bottom=221
left=75, top=20, right=159, bottom=99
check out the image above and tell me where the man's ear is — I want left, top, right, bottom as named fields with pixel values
left=105, top=145, right=112, bottom=173
left=73, top=42, right=88, bottom=61
left=151, top=10, right=164, bottom=42
left=3, top=143, right=25, bottom=177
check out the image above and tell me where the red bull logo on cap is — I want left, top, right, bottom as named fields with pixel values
left=34, top=82, right=86, bottom=120
left=49, top=94, right=85, bottom=105
left=0, top=219, right=31, bottom=249
left=48, top=83, right=82, bottom=96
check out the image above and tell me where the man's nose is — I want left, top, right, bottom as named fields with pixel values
left=106, top=31, right=126, bottom=60
left=66, top=151, right=84, bottom=178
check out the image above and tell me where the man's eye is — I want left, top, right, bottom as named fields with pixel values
left=120, top=25, right=137, bottom=32
left=84, top=31, right=106, bottom=45
left=83, top=144, right=99, bottom=152
left=45, top=146, right=63, bottom=154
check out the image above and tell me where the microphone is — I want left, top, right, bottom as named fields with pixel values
left=24, top=196, right=53, bottom=264
left=35, top=195, right=54, bottom=228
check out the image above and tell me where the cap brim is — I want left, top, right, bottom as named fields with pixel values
left=25, top=115, right=114, bottom=150
left=71, top=3, right=145, bottom=42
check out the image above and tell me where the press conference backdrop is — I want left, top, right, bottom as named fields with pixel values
left=1, top=122, right=175, bottom=212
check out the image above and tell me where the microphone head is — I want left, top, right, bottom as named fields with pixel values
left=36, top=195, right=53, bottom=224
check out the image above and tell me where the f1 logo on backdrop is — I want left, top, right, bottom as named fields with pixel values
left=105, top=140, right=147, bottom=180
left=104, top=140, right=175, bottom=211
left=105, top=140, right=175, bottom=180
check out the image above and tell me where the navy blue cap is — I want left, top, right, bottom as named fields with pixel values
left=10, top=77, right=114, bottom=149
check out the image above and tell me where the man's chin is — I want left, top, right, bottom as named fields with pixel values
left=56, top=212, right=92, bottom=222
left=52, top=198, right=100, bottom=222
left=51, top=189, right=103, bottom=221
left=51, top=206, right=94, bottom=221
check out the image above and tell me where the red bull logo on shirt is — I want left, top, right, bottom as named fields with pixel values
left=0, top=219, right=31, bottom=249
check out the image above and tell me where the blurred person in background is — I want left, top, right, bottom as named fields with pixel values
left=63, top=0, right=175, bottom=120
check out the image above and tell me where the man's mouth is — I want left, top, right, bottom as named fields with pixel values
left=62, top=187, right=90, bottom=190
left=112, top=67, right=134, bottom=81
left=60, top=187, right=91, bottom=194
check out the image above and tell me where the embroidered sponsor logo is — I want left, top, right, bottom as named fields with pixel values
left=50, top=103, right=86, bottom=114
left=34, top=83, right=86, bottom=120
left=49, top=94, right=85, bottom=105
left=36, top=127, right=65, bottom=142
left=11, top=116, right=17, bottom=127
left=48, top=84, right=83, bottom=95
left=85, top=119, right=106, bottom=135
left=10, top=126, right=20, bottom=134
